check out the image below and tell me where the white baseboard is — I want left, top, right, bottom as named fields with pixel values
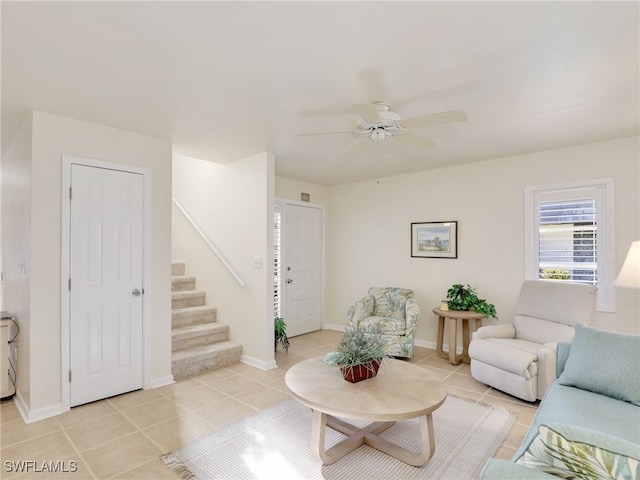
left=14, top=373, right=174, bottom=424
left=321, top=326, right=463, bottom=354
left=414, top=338, right=463, bottom=354
left=241, top=354, right=277, bottom=371
left=14, top=391, right=63, bottom=424
left=321, top=323, right=345, bottom=332
left=149, top=374, right=174, bottom=389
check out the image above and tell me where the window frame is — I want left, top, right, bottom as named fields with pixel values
left=524, top=178, right=615, bottom=312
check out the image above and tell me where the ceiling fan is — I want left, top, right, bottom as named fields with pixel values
left=298, top=102, right=468, bottom=159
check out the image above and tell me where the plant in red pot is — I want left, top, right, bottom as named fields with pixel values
left=323, top=328, right=388, bottom=383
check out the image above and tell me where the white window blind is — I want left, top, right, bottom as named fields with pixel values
left=525, top=179, right=615, bottom=312
left=538, top=198, right=597, bottom=285
left=273, top=207, right=282, bottom=318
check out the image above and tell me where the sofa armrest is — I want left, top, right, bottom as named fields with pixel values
left=481, top=459, right=558, bottom=480
left=472, top=324, right=516, bottom=340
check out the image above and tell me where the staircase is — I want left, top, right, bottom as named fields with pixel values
left=171, top=262, right=242, bottom=378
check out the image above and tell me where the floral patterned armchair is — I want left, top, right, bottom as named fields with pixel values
left=346, top=287, right=421, bottom=358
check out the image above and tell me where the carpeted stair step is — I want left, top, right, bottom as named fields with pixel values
left=172, top=275, right=196, bottom=292
left=172, top=305, right=218, bottom=328
left=172, top=290, right=206, bottom=309
left=170, top=261, right=242, bottom=379
left=172, top=262, right=186, bottom=276
left=172, top=323, right=230, bottom=352
left=172, top=341, right=242, bottom=378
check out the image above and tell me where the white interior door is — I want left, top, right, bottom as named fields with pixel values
left=69, top=164, right=143, bottom=407
left=284, top=204, right=323, bottom=337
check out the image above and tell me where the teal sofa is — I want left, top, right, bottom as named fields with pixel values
left=481, top=325, right=640, bottom=479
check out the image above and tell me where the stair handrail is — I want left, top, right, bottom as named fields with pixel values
left=172, top=197, right=246, bottom=288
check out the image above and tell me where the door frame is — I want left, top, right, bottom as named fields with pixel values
left=275, top=198, right=325, bottom=334
left=60, top=155, right=152, bottom=413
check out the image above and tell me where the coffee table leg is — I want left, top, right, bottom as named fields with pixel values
left=365, top=413, right=435, bottom=467
left=311, top=410, right=376, bottom=465
left=310, top=410, right=436, bottom=467
left=311, top=410, right=396, bottom=465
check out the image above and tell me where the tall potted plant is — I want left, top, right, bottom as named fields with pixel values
left=274, top=317, right=289, bottom=353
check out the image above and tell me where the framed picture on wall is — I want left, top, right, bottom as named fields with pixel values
left=411, top=221, right=458, bottom=258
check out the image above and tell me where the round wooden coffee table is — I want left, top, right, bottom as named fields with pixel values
left=285, top=357, right=448, bottom=466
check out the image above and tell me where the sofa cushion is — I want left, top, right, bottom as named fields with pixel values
left=516, top=423, right=640, bottom=480
left=514, top=382, right=640, bottom=461
left=481, top=459, right=559, bottom=479
left=557, top=325, right=640, bottom=405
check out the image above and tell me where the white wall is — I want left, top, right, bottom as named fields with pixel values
left=326, top=135, right=640, bottom=346
left=1, top=111, right=173, bottom=419
left=1, top=115, right=33, bottom=406
left=275, top=176, right=331, bottom=206
left=172, top=153, right=275, bottom=367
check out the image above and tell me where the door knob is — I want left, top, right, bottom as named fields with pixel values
left=132, top=288, right=142, bottom=297
left=287, top=279, right=293, bottom=284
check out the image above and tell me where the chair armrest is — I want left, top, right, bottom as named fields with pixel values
left=404, top=298, right=421, bottom=335
left=538, top=341, right=557, bottom=357
left=472, top=324, right=516, bottom=340
left=536, top=342, right=558, bottom=397
left=468, top=339, right=537, bottom=378
left=346, top=296, right=374, bottom=327
left=556, top=340, right=572, bottom=376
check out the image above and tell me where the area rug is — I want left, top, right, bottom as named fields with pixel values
left=161, top=395, right=517, bottom=480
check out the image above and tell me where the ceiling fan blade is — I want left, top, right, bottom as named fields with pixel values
left=402, top=110, right=468, bottom=129
left=297, top=130, right=356, bottom=137
left=341, top=139, right=371, bottom=160
left=393, top=133, right=436, bottom=150
left=352, top=103, right=381, bottom=124
left=393, top=82, right=476, bottom=110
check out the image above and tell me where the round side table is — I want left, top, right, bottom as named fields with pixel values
left=432, top=307, right=485, bottom=365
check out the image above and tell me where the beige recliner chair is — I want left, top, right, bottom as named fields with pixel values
left=468, top=280, right=596, bottom=402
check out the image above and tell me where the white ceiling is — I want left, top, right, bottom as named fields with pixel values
left=2, top=1, right=638, bottom=186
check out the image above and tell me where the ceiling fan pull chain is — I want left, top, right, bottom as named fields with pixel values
left=376, top=132, right=380, bottom=185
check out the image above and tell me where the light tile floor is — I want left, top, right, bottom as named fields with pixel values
left=0, top=329, right=538, bottom=479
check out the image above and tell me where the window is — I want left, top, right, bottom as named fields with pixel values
left=273, top=205, right=282, bottom=318
left=525, top=179, right=615, bottom=312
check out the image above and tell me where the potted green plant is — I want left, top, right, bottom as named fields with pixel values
left=446, top=284, right=498, bottom=320
left=323, top=328, right=389, bottom=383
left=274, top=317, right=289, bottom=353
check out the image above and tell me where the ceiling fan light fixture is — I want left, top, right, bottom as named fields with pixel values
left=298, top=100, right=465, bottom=161
left=369, top=128, right=386, bottom=141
